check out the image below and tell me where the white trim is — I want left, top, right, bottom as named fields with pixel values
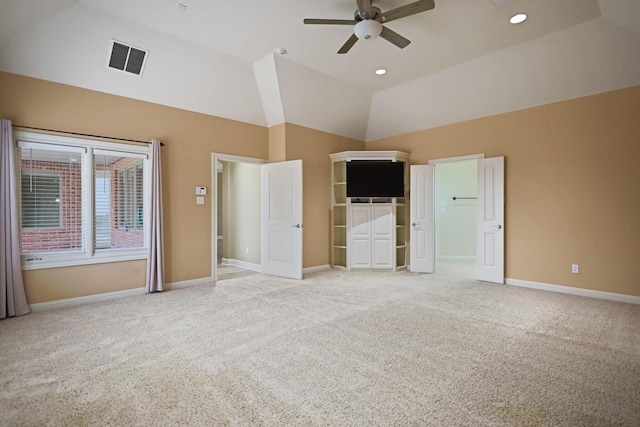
left=165, top=277, right=214, bottom=290
left=29, top=287, right=146, bottom=312
left=29, top=276, right=215, bottom=312
left=506, top=278, right=640, bottom=305
left=222, top=258, right=262, bottom=273
left=303, top=264, right=331, bottom=274
left=329, top=151, right=410, bottom=162
left=21, top=251, right=147, bottom=270
left=16, top=131, right=150, bottom=154
left=427, top=153, right=485, bottom=165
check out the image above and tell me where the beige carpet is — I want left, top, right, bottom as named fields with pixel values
left=1, top=267, right=639, bottom=426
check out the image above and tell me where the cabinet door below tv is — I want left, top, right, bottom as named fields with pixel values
left=372, top=206, right=394, bottom=269
left=350, top=206, right=372, bottom=268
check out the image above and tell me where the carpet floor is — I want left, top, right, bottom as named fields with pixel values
left=1, top=267, right=639, bottom=426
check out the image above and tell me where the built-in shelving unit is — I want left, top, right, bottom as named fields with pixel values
left=329, top=151, right=410, bottom=271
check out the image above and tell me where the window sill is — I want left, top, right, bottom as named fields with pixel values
left=21, top=250, right=148, bottom=271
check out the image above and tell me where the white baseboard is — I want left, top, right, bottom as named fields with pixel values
left=166, top=277, right=214, bottom=290
left=221, top=258, right=262, bottom=272
left=303, top=264, right=331, bottom=274
left=29, top=276, right=214, bottom=312
left=29, top=287, right=146, bottom=312
left=506, top=278, right=640, bottom=305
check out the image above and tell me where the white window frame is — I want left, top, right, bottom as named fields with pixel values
left=16, top=131, right=150, bottom=270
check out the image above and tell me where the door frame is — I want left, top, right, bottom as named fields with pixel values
left=211, top=153, right=267, bottom=282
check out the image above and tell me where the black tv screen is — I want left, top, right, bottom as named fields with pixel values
left=346, top=161, right=405, bottom=198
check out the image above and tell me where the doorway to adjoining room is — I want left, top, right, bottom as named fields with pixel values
left=434, top=159, right=477, bottom=281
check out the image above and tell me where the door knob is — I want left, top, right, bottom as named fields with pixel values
left=292, top=224, right=302, bottom=228
left=412, top=222, right=417, bottom=227
left=495, top=224, right=502, bottom=229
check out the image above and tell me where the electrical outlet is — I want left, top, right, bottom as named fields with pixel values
left=245, top=247, right=250, bottom=254
left=571, top=264, right=579, bottom=274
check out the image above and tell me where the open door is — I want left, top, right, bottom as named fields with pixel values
left=410, top=165, right=435, bottom=273
left=261, top=160, right=303, bottom=279
left=477, top=156, right=504, bottom=283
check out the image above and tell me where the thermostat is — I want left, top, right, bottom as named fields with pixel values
left=195, top=186, right=207, bottom=195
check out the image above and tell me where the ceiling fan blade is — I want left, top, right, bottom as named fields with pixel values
left=380, top=26, right=411, bottom=49
left=338, top=34, right=359, bottom=54
left=356, top=0, right=372, bottom=19
left=304, top=18, right=357, bottom=25
left=378, top=0, right=435, bottom=23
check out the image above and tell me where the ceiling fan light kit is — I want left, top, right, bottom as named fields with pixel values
left=304, top=0, right=436, bottom=54
left=354, top=20, right=382, bottom=40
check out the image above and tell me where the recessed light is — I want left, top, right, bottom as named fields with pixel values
left=375, top=68, right=387, bottom=75
left=510, top=13, right=527, bottom=24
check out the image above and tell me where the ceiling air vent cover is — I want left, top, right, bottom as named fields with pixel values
left=108, top=40, right=148, bottom=75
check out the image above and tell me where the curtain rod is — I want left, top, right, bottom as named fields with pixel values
left=13, top=125, right=164, bottom=146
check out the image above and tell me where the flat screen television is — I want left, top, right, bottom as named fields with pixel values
left=346, top=160, right=405, bottom=198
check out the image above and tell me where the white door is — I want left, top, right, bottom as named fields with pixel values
left=477, top=156, right=504, bottom=283
left=410, top=165, right=435, bottom=273
left=261, top=160, right=303, bottom=279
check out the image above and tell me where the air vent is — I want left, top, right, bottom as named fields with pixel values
left=108, top=40, right=148, bottom=76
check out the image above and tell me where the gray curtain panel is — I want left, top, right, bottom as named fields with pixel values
left=145, top=139, right=164, bottom=293
left=0, top=119, right=30, bottom=318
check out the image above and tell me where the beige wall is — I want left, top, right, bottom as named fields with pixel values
left=0, top=72, right=268, bottom=303
left=3, top=71, right=638, bottom=301
left=268, top=123, right=286, bottom=162
left=368, top=85, right=640, bottom=297
left=283, top=123, right=364, bottom=268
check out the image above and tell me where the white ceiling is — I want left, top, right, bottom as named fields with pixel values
left=1, top=0, right=639, bottom=141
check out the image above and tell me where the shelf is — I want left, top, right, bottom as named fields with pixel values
left=334, top=160, right=347, bottom=184
left=334, top=225, right=347, bottom=228
left=334, top=181, right=346, bottom=185
left=334, top=245, right=347, bottom=249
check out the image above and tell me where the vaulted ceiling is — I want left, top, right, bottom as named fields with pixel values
left=1, top=0, right=639, bottom=141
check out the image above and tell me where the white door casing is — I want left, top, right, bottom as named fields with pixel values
left=410, top=165, right=435, bottom=273
left=261, top=160, right=303, bottom=280
left=477, top=156, right=504, bottom=283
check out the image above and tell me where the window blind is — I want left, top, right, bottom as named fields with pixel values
left=94, top=150, right=146, bottom=250
left=19, top=143, right=84, bottom=254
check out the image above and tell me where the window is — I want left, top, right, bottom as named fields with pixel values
left=19, top=143, right=84, bottom=255
left=21, top=171, right=62, bottom=229
left=94, top=150, right=145, bottom=250
left=17, top=132, right=149, bottom=269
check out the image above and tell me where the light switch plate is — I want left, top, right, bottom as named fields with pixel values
left=196, top=186, right=207, bottom=195
left=196, top=196, right=205, bottom=205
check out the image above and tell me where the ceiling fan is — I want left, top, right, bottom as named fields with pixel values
left=303, top=0, right=435, bottom=54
